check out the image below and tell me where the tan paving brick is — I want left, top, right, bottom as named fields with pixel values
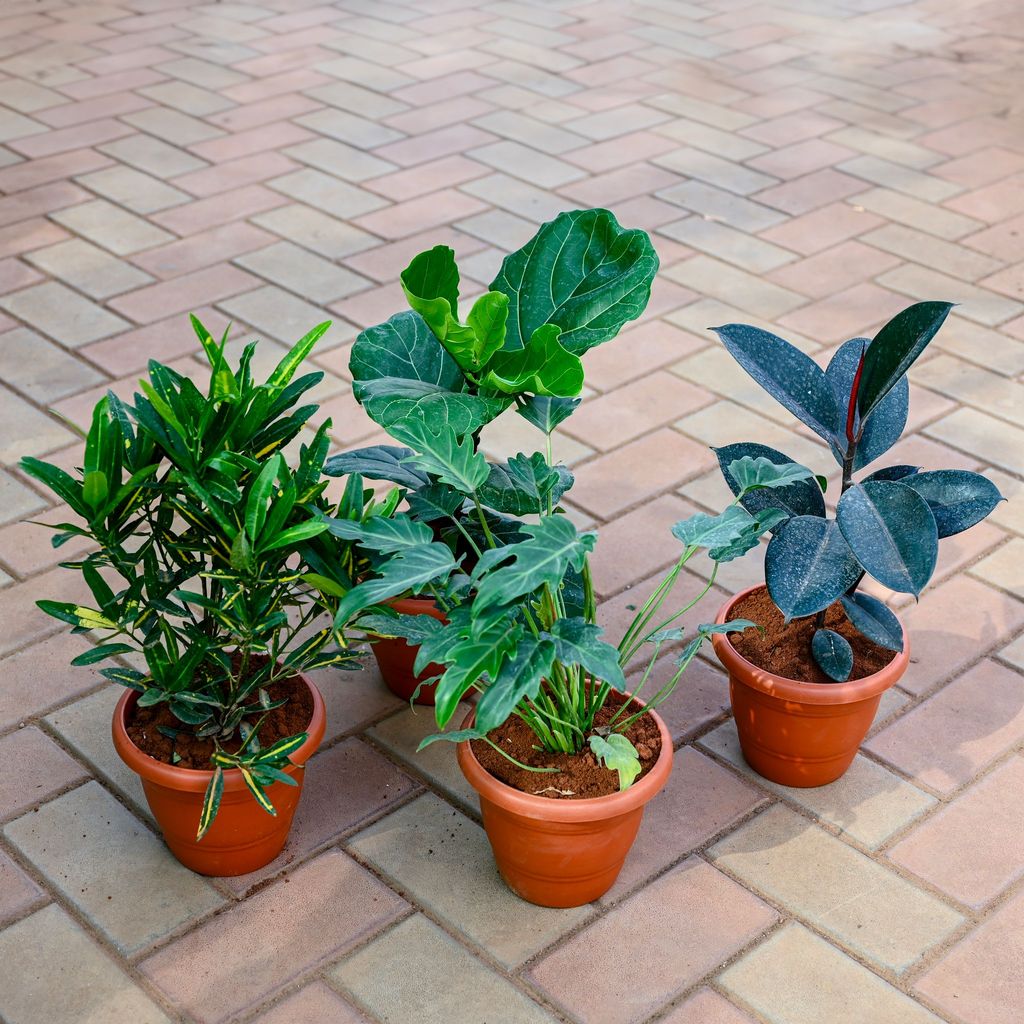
left=76, top=164, right=190, bottom=214
left=252, top=981, right=369, bottom=1024
left=529, top=857, right=776, bottom=1024
left=661, top=989, right=759, bottom=1024
left=252, top=203, right=378, bottom=259
left=0, top=725, right=86, bottom=821
left=721, top=923, right=943, bottom=1024
left=51, top=198, right=174, bottom=255
left=0, top=847, right=44, bottom=925
left=925, top=407, right=1024, bottom=474
left=25, top=238, right=153, bottom=299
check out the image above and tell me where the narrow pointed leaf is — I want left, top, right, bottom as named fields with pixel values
left=268, top=321, right=331, bottom=392
left=196, top=767, right=224, bottom=840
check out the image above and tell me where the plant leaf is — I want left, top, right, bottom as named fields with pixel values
left=546, top=617, right=626, bottom=690
left=902, top=469, right=1003, bottom=538
left=811, top=628, right=854, bottom=682
left=478, top=453, right=573, bottom=515
left=400, top=245, right=461, bottom=337
left=589, top=733, right=642, bottom=791
left=836, top=480, right=938, bottom=596
left=481, top=324, right=584, bottom=398
left=491, top=208, right=658, bottom=355
left=267, top=321, right=331, bottom=393
left=465, top=291, right=509, bottom=368
left=840, top=592, right=903, bottom=652
left=672, top=505, right=764, bottom=550
left=709, top=508, right=788, bottom=562
left=359, top=612, right=445, bottom=645
left=857, top=302, right=953, bottom=420
left=354, top=377, right=506, bottom=439
left=474, top=636, right=556, bottom=734
left=712, top=323, right=842, bottom=443
left=325, top=515, right=434, bottom=553
left=715, top=443, right=824, bottom=522
left=516, top=395, right=580, bottom=433
left=322, top=445, right=429, bottom=490
left=196, top=767, right=224, bottom=841
left=765, top=516, right=863, bottom=620
left=728, top=456, right=815, bottom=492
left=394, top=418, right=489, bottom=493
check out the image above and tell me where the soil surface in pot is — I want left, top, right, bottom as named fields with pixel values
left=728, top=588, right=897, bottom=684
left=126, top=671, right=313, bottom=770
left=471, top=691, right=662, bottom=799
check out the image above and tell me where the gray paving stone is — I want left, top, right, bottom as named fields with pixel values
left=51, top=199, right=174, bottom=256
left=4, top=781, right=223, bottom=954
left=0, top=281, right=129, bottom=346
left=219, top=285, right=332, bottom=345
left=0, top=326, right=104, bottom=402
left=99, top=134, right=208, bottom=178
left=235, top=241, right=372, bottom=304
left=252, top=204, right=379, bottom=259
left=75, top=165, right=190, bottom=214
left=25, top=239, right=153, bottom=299
left=0, top=385, right=75, bottom=460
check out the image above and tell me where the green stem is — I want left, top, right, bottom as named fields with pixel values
left=480, top=736, right=559, bottom=774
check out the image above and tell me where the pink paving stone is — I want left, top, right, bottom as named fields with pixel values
left=6, top=118, right=134, bottom=159
left=0, top=257, right=43, bottom=293
left=0, top=727, right=87, bottom=821
left=888, top=755, right=1024, bottom=909
left=604, top=748, right=767, bottom=900
left=150, top=185, right=289, bottom=236
left=0, top=148, right=113, bottom=192
left=34, top=92, right=153, bottom=129
left=660, top=989, right=759, bottom=1024
left=584, top=320, right=705, bottom=392
left=755, top=168, right=870, bottom=216
left=0, top=848, right=44, bottom=925
left=778, top=281, right=909, bottom=343
left=767, top=239, right=902, bottom=298
left=362, top=154, right=489, bottom=202
left=107, top=263, right=259, bottom=323
left=209, top=94, right=324, bottom=134
left=0, top=180, right=90, bottom=229
left=865, top=659, right=1024, bottom=795
left=252, top=981, right=369, bottom=1024
left=529, top=857, right=776, bottom=1024
left=759, top=201, right=884, bottom=255
left=898, top=575, right=1024, bottom=695
left=218, top=738, right=420, bottom=896
left=371, top=124, right=498, bottom=167
left=342, top=228, right=487, bottom=284
left=352, top=189, right=487, bottom=240
left=58, top=67, right=166, bottom=101
left=564, top=130, right=678, bottom=173
left=915, top=887, right=1024, bottom=1024
left=170, top=151, right=299, bottom=198
left=188, top=122, right=314, bottom=163
left=129, top=222, right=274, bottom=279
left=140, top=849, right=407, bottom=1024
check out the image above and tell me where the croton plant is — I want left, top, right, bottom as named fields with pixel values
left=714, top=302, right=1003, bottom=681
left=321, top=209, right=789, bottom=786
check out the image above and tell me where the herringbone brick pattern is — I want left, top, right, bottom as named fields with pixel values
left=0, top=1, right=1022, bottom=1022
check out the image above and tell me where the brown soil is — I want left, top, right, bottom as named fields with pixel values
left=471, top=690, right=662, bottom=799
left=728, top=587, right=897, bottom=684
left=126, top=671, right=313, bottom=770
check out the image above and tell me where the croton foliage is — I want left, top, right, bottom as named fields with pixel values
left=713, top=302, right=1003, bottom=682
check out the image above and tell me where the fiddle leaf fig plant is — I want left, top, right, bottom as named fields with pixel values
left=713, top=301, right=1004, bottom=682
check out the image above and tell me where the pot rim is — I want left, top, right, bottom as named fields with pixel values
left=385, top=595, right=446, bottom=619
left=111, top=671, right=326, bottom=794
left=711, top=584, right=910, bottom=705
left=456, top=700, right=673, bottom=822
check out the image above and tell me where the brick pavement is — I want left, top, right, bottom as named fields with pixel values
left=0, top=1, right=1022, bottom=1022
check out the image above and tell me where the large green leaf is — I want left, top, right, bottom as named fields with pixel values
left=490, top=208, right=658, bottom=355
left=322, top=445, right=428, bottom=490
left=712, top=324, right=841, bottom=444
left=325, top=515, right=434, bottom=553
left=836, top=480, right=937, bottom=596
left=478, top=453, right=573, bottom=515
left=857, top=302, right=953, bottom=420
left=840, top=592, right=903, bottom=652
left=473, top=516, right=596, bottom=614
left=350, top=311, right=462, bottom=390
left=393, top=418, right=489, bottom=493
left=516, top=395, right=580, bottom=434
left=902, top=470, right=1002, bottom=538
left=353, top=378, right=506, bottom=439
left=546, top=617, right=626, bottom=690
left=474, top=636, right=556, bottom=734
left=481, top=324, right=584, bottom=397
left=333, top=543, right=457, bottom=626
left=765, top=516, right=863, bottom=620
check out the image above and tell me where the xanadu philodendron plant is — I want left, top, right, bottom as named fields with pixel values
left=21, top=318, right=362, bottom=837
left=713, top=301, right=1003, bottom=681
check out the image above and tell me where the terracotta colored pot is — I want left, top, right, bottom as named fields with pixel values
left=457, top=705, right=673, bottom=907
left=711, top=585, right=909, bottom=788
left=111, top=675, right=325, bottom=876
left=370, top=596, right=446, bottom=705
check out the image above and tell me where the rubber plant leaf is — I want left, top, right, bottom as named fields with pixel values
left=811, top=628, right=854, bottom=682
left=765, top=516, right=863, bottom=620
left=481, top=324, right=584, bottom=398
left=902, top=469, right=1003, bottom=538
left=712, top=324, right=842, bottom=444
left=839, top=592, right=903, bottom=652
left=857, top=301, right=953, bottom=421
left=491, top=208, right=659, bottom=355
left=836, top=480, right=938, bottom=596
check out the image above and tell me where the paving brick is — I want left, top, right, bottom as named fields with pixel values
left=109, top=264, right=258, bottom=324
left=252, top=203, right=378, bottom=259
left=661, top=989, right=759, bottom=1024
left=284, top=136, right=398, bottom=183
left=141, top=849, right=406, bottom=1024
left=916, top=887, right=1024, bottom=1024
left=332, top=914, right=556, bottom=1024
left=25, top=238, right=153, bottom=298
left=0, top=848, right=44, bottom=925
left=0, top=904, right=172, bottom=1024
left=925, top=407, right=1024, bottom=474
left=972, top=537, right=1024, bottom=599
left=75, top=164, right=189, bottom=214
left=51, top=198, right=173, bottom=255
left=721, top=923, right=943, bottom=1024
left=666, top=256, right=805, bottom=320
left=252, top=982, right=369, bottom=1024
left=0, top=325, right=104, bottom=402
left=0, top=726, right=86, bottom=822
left=235, top=241, right=371, bottom=304
left=219, top=285, right=332, bottom=344
left=529, top=858, right=776, bottom=1024
left=853, top=186, right=984, bottom=240
left=350, top=792, right=591, bottom=968
left=100, top=133, right=207, bottom=178
left=4, top=781, right=223, bottom=954
left=879, top=263, right=1022, bottom=327
left=866, top=659, right=1024, bottom=794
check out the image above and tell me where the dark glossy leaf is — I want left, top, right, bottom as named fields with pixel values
left=196, top=767, right=224, bottom=840
left=826, top=337, right=909, bottom=469
left=811, top=628, right=853, bottom=682
left=481, top=324, right=584, bottom=398
left=359, top=612, right=445, bottom=645
left=475, top=636, right=556, bottom=734
left=407, top=482, right=463, bottom=522
left=546, top=617, right=626, bottom=689
left=516, top=395, right=580, bottom=433
left=857, top=302, right=953, bottom=419
left=464, top=291, right=509, bottom=368
left=350, top=311, right=462, bottom=391
left=478, top=453, right=573, bottom=515
left=712, top=324, right=841, bottom=443
left=840, top=592, right=903, bottom=652
left=902, top=469, right=1003, bottom=538
left=836, top=480, right=938, bottom=595
left=491, top=208, right=658, bottom=355
left=400, top=245, right=461, bottom=338
left=715, top=443, right=825, bottom=522
left=765, top=516, right=863, bottom=620
left=69, top=642, right=136, bottom=666
left=322, top=445, right=428, bottom=489
left=864, top=464, right=919, bottom=483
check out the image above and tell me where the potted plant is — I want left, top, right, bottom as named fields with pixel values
left=325, top=212, right=785, bottom=906
left=324, top=208, right=659, bottom=704
left=20, top=318, right=361, bottom=875
left=707, top=302, right=1004, bottom=786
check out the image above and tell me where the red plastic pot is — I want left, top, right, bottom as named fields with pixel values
left=457, top=704, right=673, bottom=907
left=711, top=585, right=909, bottom=787
left=111, top=674, right=325, bottom=876
left=370, top=596, right=446, bottom=705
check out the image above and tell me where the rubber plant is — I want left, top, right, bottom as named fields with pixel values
left=19, top=318, right=364, bottom=874
left=322, top=208, right=661, bottom=701
left=707, top=301, right=1004, bottom=785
